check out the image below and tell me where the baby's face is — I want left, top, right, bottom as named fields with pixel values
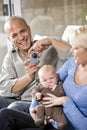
left=39, top=72, right=57, bottom=88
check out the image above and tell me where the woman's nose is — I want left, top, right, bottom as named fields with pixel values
left=70, top=47, right=74, bottom=53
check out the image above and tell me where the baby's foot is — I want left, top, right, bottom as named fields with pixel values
left=35, top=119, right=45, bottom=128
left=49, top=118, right=58, bottom=129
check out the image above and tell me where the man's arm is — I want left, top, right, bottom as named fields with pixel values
left=12, top=74, right=33, bottom=93
left=0, top=51, right=39, bottom=97
left=29, top=38, right=71, bottom=54
left=49, top=38, right=71, bottom=50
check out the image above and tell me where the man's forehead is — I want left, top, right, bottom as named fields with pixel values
left=7, top=23, right=28, bottom=35
left=5, top=19, right=27, bottom=30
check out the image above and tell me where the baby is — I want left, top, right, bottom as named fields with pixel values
left=29, top=65, right=67, bottom=130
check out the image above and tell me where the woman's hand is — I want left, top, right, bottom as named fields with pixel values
left=42, top=93, right=69, bottom=107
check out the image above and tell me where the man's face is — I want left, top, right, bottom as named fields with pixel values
left=7, top=20, right=32, bottom=53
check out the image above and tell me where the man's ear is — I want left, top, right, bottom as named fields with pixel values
left=28, top=25, right=31, bottom=33
left=7, top=35, right=10, bottom=41
left=27, top=25, right=33, bottom=44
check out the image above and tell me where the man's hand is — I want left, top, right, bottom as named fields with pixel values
left=29, top=38, right=51, bottom=56
left=24, top=60, right=40, bottom=80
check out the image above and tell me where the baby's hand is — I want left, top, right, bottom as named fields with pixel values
left=30, top=108, right=36, bottom=113
left=35, top=92, right=42, bottom=100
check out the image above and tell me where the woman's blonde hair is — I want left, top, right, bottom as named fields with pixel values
left=69, top=25, right=87, bottom=49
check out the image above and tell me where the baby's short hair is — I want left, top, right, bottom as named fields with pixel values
left=38, top=65, right=56, bottom=77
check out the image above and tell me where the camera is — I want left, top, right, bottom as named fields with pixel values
left=30, top=51, right=39, bottom=63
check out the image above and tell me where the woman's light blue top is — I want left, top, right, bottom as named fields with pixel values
left=58, top=57, right=87, bottom=130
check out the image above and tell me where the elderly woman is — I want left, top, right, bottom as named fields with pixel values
left=0, top=26, right=87, bottom=130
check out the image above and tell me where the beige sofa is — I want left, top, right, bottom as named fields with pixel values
left=0, top=33, right=7, bottom=73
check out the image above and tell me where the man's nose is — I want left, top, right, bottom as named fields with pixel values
left=18, top=33, right=24, bottom=39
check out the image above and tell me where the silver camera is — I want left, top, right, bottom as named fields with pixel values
left=30, top=51, right=39, bottom=63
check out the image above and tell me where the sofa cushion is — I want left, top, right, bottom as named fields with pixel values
left=0, top=33, right=7, bottom=73
left=56, top=49, right=71, bottom=70
left=40, top=46, right=58, bottom=68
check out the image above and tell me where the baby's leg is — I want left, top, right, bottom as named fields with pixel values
left=29, top=100, right=39, bottom=123
left=35, top=105, right=45, bottom=128
left=52, top=107, right=67, bottom=130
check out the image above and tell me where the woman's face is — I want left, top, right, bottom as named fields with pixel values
left=70, top=46, right=87, bottom=65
